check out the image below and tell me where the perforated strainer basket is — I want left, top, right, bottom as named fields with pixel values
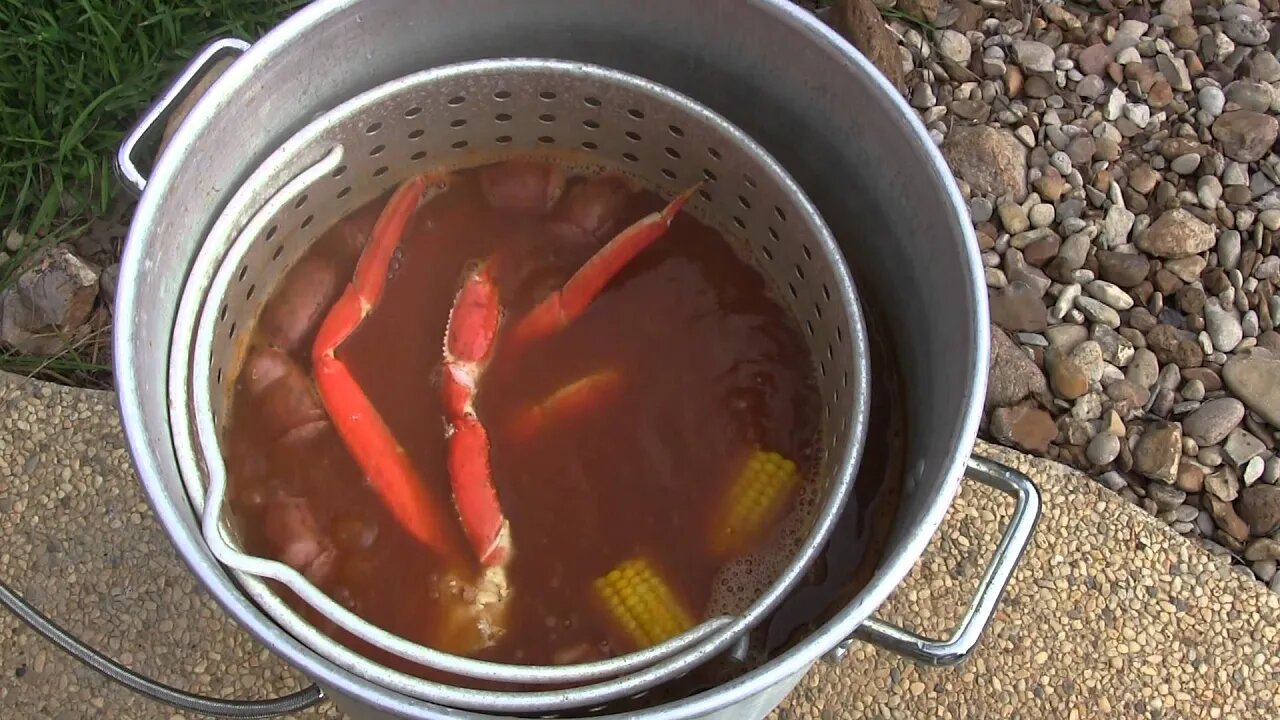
left=165, top=58, right=870, bottom=714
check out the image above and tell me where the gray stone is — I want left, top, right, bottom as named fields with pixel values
left=1254, top=256, right=1280, bottom=282
left=1156, top=54, right=1191, bottom=92
left=1126, top=348, right=1160, bottom=390
left=1085, top=279, right=1134, bottom=311
left=1137, top=209, right=1216, bottom=258
left=911, top=81, right=937, bottom=109
left=1076, top=296, right=1122, bottom=328
left=1013, top=40, right=1056, bottom=73
left=987, top=325, right=1049, bottom=407
left=1218, top=230, right=1242, bottom=271
left=1251, top=50, right=1280, bottom=83
left=1212, top=111, right=1280, bottom=163
left=0, top=246, right=100, bottom=356
left=1182, top=398, right=1246, bottom=446
left=1198, top=176, right=1223, bottom=209
left=1123, top=102, right=1151, bottom=128
left=1225, top=79, right=1274, bottom=113
left=944, top=125, right=1029, bottom=200
left=1238, top=485, right=1280, bottom=536
left=1198, top=85, right=1226, bottom=116
left=1204, top=298, right=1244, bottom=352
left=1222, top=353, right=1280, bottom=429
left=1146, top=482, right=1187, bottom=512
left=1091, top=324, right=1135, bottom=367
left=1076, top=74, right=1105, bottom=99
left=1071, top=391, right=1106, bottom=422
left=969, top=197, right=994, bottom=223
left=1087, top=432, right=1122, bottom=465
left=1265, top=455, right=1280, bottom=484
left=1099, top=205, right=1136, bottom=248
left=1068, top=340, right=1106, bottom=383
left=1245, top=538, right=1280, bottom=562
left=1096, top=250, right=1150, bottom=287
left=1045, top=324, right=1089, bottom=354
left=1028, top=203, right=1055, bottom=229
left=1224, top=428, right=1267, bottom=466
left=1206, top=468, right=1241, bottom=502
left=1133, top=422, right=1183, bottom=484
left=936, top=29, right=972, bottom=65
left=1170, top=153, right=1201, bottom=175
left=991, top=282, right=1048, bottom=332
left=1224, top=161, right=1250, bottom=187
left=1098, top=470, right=1129, bottom=491
left=1223, top=17, right=1270, bottom=46
left=1243, top=456, right=1265, bottom=487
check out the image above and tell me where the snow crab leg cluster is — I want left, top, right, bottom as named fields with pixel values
left=244, top=159, right=697, bottom=652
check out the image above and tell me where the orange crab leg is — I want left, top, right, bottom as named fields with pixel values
left=505, top=184, right=700, bottom=351
left=442, top=266, right=512, bottom=567
left=312, top=174, right=462, bottom=559
left=508, top=369, right=624, bottom=444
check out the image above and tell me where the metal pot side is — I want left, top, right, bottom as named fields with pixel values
left=115, top=1, right=1029, bottom=718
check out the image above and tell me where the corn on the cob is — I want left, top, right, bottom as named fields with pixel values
left=709, top=449, right=800, bottom=558
left=594, top=557, right=694, bottom=650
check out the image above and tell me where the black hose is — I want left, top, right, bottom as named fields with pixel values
left=0, top=578, right=324, bottom=718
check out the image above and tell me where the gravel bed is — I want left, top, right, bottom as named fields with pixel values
left=825, top=0, right=1280, bottom=590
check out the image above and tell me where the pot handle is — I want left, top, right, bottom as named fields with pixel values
left=116, top=37, right=250, bottom=195
left=826, top=456, right=1041, bottom=667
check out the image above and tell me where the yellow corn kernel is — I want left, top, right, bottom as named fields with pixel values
left=593, top=557, right=694, bottom=650
left=710, top=449, right=800, bottom=558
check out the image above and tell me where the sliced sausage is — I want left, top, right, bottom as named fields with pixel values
left=263, top=496, right=336, bottom=584
left=258, top=254, right=343, bottom=356
left=479, top=160, right=566, bottom=215
left=239, top=347, right=329, bottom=442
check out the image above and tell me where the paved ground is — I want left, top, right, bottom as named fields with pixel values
left=0, top=372, right=1277, bottom=719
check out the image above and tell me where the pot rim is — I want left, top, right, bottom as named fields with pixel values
left=114, top=0, right=987, bottom=716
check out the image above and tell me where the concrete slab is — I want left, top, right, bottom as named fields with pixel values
left=1, top=374, right=1277, bottom=719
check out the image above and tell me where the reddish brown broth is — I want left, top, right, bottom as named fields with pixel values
left=223, top=162, right=829, bottom=681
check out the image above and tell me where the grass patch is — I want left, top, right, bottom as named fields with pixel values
left=0, top=1, right=305, bottom=385
left=0, top=326, right=113, bottom=389
left=879, top=6, right=936, bottom=34
left=0, top=0, right=307, bottom=242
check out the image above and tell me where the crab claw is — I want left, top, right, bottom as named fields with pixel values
left=442, top=265, right=512, bottom=569
left=447, top=415, right=512, bottom=568
left=312, top=173, right=464, bottom=560
left=506, top=183, right=700, bottom=352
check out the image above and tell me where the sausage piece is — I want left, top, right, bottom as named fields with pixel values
left=263, top=496, right=336, bottom=584
left=239, top=347, right=329, bottom=443
left=551, top=175, right=634, bottom=241
left=257, top=255, right=343, bottom=356
left=479, top=160, right=566, bottom=215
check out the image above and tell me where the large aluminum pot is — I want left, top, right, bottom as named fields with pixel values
left=114, top=1, right=1042, bottom=718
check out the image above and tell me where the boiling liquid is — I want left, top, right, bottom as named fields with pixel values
left=222, top=161, right=845, bottom=687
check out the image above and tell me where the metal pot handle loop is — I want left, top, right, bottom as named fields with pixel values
left=827, top=456, right=1041, bottom=667
left=116, top=37, right=250, bottom=195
